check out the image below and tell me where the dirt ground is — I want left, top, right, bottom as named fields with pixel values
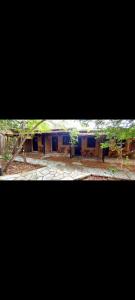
left=0, top=159, right=42, bottom=175
left=46, top=156, right=135, bottom=172
left=83, top=175, right=122, bottom=181
left=21, top=152, right=44, bottom=159
left=20, top=152, right=135, bottom=172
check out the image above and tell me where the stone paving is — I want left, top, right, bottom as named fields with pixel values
left=0, top=156, right=135, bottom=180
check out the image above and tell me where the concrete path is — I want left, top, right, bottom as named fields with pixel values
left=0, top=156, right=135, bottom=180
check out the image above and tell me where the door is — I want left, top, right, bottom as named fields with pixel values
left=75, top=137, right=82, bottom=156
left=52, top=136, right=58, bottom=151
left=33, top=135, right=38, bottom=151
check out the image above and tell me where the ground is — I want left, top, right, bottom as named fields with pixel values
left=0, top=159, right=41, bottom=175
left=0, top=153, right=135, bottom=180
left=20, top=152, right=135, bottom=172
left=47, top=157, right=135, bottom=172
left=83, top=175, right=121, bottom=181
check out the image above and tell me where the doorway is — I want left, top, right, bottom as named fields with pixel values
left=52, top=136, right=58, bottom=151
left=75, top=137, right=82, bottom=156
left=33, top=135, right=38, bottom=151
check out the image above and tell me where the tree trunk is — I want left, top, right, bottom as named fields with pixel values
left=119, top=144, right=123, bottom=170
left=3, top=137, right=27, bottom=172
left=22, top=149, right=27, bottom=163
left=70, top=144, right=72, bottom=158
left=3, top=119, right=46, bottom=173
left=120, top=152, right=123, bottom=169
left=12, top=136, right=20, bottom=154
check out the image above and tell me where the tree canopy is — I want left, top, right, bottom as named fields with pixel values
left=0, top=120, right=50, bottom=134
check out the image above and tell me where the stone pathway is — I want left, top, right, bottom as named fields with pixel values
left=0, top=156, right=135, bottom=180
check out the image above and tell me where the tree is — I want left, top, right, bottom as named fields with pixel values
left=0, top=120, right=50, bottom=173
left=80, top=119, right=135, bottom=167
left=69, top=128, right=79, bottom=158
left=95, top=119, right=135, bottom=129
left=96, top=122, right=135, bottom=168
left=80, top=119, right=135, bottom=129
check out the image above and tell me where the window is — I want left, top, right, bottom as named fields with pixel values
left=87, top=136, right=96, bottom=148
left=63, top=135, right=70, bottom=145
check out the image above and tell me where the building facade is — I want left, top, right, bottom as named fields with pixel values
left=22, top=130, right=135, bottom=158
left=1, top=129, right=135, bottom=158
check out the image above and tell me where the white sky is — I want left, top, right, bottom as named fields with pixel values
left=47, top=120, right=96, bottom=129
left=46, top=120, right=135, bottom=130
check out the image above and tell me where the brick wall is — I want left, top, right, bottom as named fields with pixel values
left=38, top=135, right=43, bottom=152
left=81, top=136, right=101, bottom=157
left=45, top=135, right=52, bottom=153
left=29, top=133, right=135, bottom=158
left=24, top=139, right=33, bottom=152
left=58, top=135, right=70, bottom=153
left=44, top=134, right=102, bottom=157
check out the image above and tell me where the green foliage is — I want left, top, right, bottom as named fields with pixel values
left=0, top=120, right=20, bottom=130
left=98, top=126, right=135, bottom=156
left=104, top=127, right=135, bottom=141
left=26, top=120, right=50, bottom=133
left=0, top=120, right=50, bottom=134
left=100, top=142, right=109, bottom=149
left=95, top=120, right=135, bottom=129
left=108, top=166, right=119, bottom=173
left=69, top=128, right=79, bottom=145
left=2, top=152, right=12, bottom=161
left=1, top=137, right=17, bottom=161
left=0, top=120, right=50, bottom=169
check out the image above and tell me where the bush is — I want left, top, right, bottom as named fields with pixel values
left=108, top=166, right=119, bottom=173
left=2, top=137, right=17, bottom=161
left=2, top=152, right=12, bottom=161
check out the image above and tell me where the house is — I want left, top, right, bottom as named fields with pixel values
left=21, top=129, right=135, bottom=159
left=1, top=125, right=135, bottom=159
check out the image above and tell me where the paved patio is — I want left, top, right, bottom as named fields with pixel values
left=0, top=156, right=135, bottom=180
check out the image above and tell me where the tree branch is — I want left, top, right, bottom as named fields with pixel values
left=3, top=120, right=46, bottom=173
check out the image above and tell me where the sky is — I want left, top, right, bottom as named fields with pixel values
left=46, top=120, right=96, bottom=129
left=46, top=120, right=135, bottom=130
